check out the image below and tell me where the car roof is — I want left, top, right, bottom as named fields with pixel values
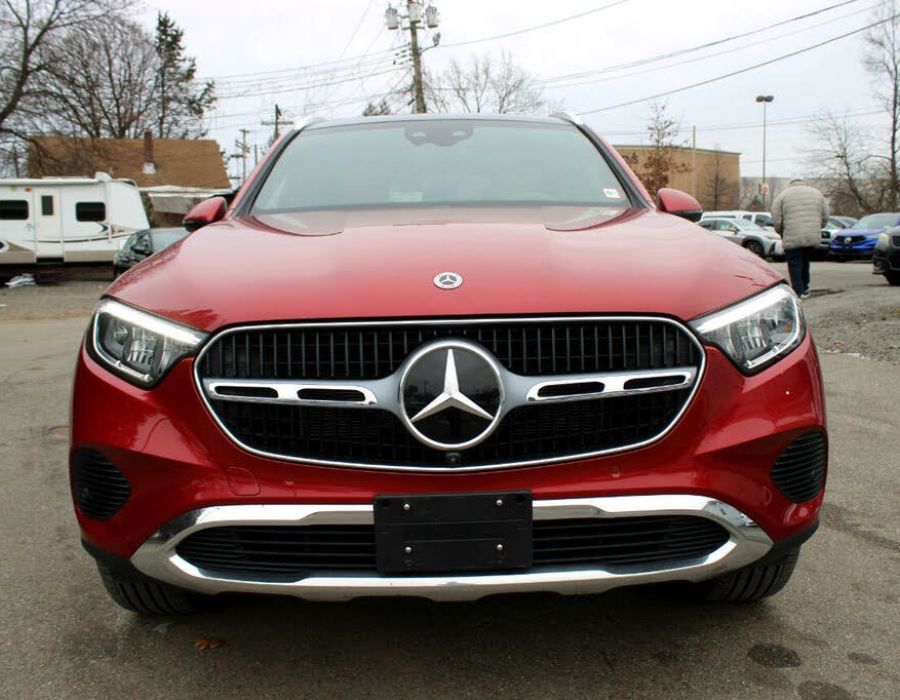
left=302, top=113, right=577, bottom=131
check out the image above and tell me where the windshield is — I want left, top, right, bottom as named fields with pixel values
left=852, top=213, right=900, bottom=229
left=252, top=120, right=630, bottom=212
left=733, top=219, right=764, bottom=231
left=754, top=213, right=773, bottom=227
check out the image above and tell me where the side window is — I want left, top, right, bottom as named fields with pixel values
left=76, top=202, right=106, bottom=222
left=741, top=214, right=751, bottom=220
left=0, top=199, right=29, bottom=220
left=712, top=221, right=727, bottom=231
left=41, top=195, right=54, bottom=216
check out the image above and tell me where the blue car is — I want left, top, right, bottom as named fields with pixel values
left=830, top=212, right=900, bottom=261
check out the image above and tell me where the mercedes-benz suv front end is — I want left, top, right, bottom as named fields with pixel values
left=70, top=114, right=827, bottom=614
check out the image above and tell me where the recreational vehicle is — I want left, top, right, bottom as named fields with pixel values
left=0, top=176, right=150, bottom=264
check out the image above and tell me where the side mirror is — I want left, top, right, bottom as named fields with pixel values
left=184, top=196, right=227, bottom=233
left=656, top=188, right=703, bottom=223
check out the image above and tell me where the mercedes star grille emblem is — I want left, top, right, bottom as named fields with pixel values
left=399, top=340, right=503, bottom=450
left=433, top=271, right=463, bottom=289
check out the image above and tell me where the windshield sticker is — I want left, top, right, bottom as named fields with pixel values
left=603, top=188, right=622, bottom=199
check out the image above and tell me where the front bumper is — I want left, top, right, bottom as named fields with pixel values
left=130, top=496, right=772, bottom=601
left=829, top=241, right=877, bottom=258
left=71, top=328, right=827, bottom=599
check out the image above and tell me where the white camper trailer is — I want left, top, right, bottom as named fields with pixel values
left=0, top=176, right=150, bottom=264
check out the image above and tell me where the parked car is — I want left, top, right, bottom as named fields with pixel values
left=71, top=114, right=826, bottom=614
left=113, top=227, right=189, bottom=277
left=872, top=226, right=900, bottom=285
left=830, top=212, right=900, bottom=260
left=696, top=217, right=783, bottom=258
left=702, top=210, right=775, bottom=230
left=819, top=216, right=854, bottom=258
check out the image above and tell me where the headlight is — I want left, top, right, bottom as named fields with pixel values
left=690, top=285, right=805, bottom=374
left=89, top=299, right=207, bottom=387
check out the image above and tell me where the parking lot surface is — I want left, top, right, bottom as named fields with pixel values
left=0, top=262, right=897, bottom=699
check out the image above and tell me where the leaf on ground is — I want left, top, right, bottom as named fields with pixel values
left=194, top=637, right=226, bottom=651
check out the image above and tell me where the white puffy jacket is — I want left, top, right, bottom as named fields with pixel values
left=771, top=182, right=829, bottom=250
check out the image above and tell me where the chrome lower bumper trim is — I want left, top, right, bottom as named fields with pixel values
left=130, top=495, right=773, bottom=602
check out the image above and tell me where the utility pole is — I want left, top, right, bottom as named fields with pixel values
left=234, top=129, right=251, bottom=183
left=386, top=2, right=440, bottom=114
left=262, top=104, right=292, bottom=145
left=691, top=125, right=697, bottom=199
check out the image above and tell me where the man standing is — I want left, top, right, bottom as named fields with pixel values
left=771, top=174, right=829, bottom=298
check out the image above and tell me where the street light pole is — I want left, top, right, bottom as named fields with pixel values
left=756, top=94, right=774, bottom=209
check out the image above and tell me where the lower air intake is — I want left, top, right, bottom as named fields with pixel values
left=770, top=432, right=827, bottom=503
left=71, top=449, right=131, bottom=520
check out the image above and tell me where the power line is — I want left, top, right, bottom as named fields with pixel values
left=580, top=15, right=896, bottom=114
left=534, top=0, right=864, bottom=85
left=538, top=0, right=886, bottom=90
left=216, top=66, right=403, bottom=101
left=439, top=0, right=631, bottom=48
left=199, top=44, right=400, bottom=83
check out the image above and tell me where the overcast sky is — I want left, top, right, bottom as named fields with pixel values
left=143, top=0, right=890, bottom=184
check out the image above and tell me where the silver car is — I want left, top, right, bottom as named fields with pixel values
left=696, top=217, right=783, bottom=258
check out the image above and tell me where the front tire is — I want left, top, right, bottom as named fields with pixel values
left=695, top=547, right=799, bottom=602
left=886, top=270, right=900, bottom=286
left=98, top=564, right=200, bottom=615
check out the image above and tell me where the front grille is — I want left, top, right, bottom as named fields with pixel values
left=70, top=449, right=131, bottom=520
left=175, top=516, right=730, bottom=578
left=199, top=319, right=700, bottom=381
left=197, top=318, right=702, bottom=469
left=770, top=432, right=827, bottom=503
left=891, top=234, right=900, bottom=247
left=210, top=389, right=690, bottom=468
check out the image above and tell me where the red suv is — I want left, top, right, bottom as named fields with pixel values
left=70, top=114, right=826, bottom=614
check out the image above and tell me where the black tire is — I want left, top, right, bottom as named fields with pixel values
left=886, top=270, right=900, bottom=286
left=695, top=547, right=800, bottom=602
left=98, top=564, right=199, bottom=615
left=744, top=240, right=765, bottom=257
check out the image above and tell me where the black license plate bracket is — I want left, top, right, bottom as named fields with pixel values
left=374, top=491, right=533, bottom=575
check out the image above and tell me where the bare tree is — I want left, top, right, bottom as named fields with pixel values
left=705, top=148, right=738, bottom=210
left=624, top=101, right=687, bottom=200
left=36, top=15, right=159, bottom=138
left=805, top=113, right=881, bottom=216
left=424, top=52, right=552, bottom=114
left=1, top=0, right=119, bottom=171
left=864, top=0, right=900, bottom=206
left=362, top=99, right=392, bottom=116
left=805, top=2, right=900, bottom=215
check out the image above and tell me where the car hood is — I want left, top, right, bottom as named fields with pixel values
left=839, top=228, right=887, bottom=236
left=108, top=207, right=783, bottom=332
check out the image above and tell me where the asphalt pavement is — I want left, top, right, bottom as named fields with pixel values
left=0, top=262, right=897, bottom=699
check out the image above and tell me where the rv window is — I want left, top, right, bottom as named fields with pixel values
left=0, top=199, right=29, bottom=220
left=76, top=202, right=106, bottom=222
left=41, top=196, right=54, bottom=216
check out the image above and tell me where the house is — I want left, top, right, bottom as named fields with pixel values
left=29, top=132, right=230, bottom=225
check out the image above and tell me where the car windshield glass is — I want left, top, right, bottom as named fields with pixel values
left=853, top=213, right=899, bottom=229
left=733, top=219, right=763, bottom=230
left=754, top=214, right=773, bottom=226
left=150, top=230, right=187, bottom=250
left=252, top=120, right=630, bottom=211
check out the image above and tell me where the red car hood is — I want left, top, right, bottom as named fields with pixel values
left=109, top=207, right=783, bottom=332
